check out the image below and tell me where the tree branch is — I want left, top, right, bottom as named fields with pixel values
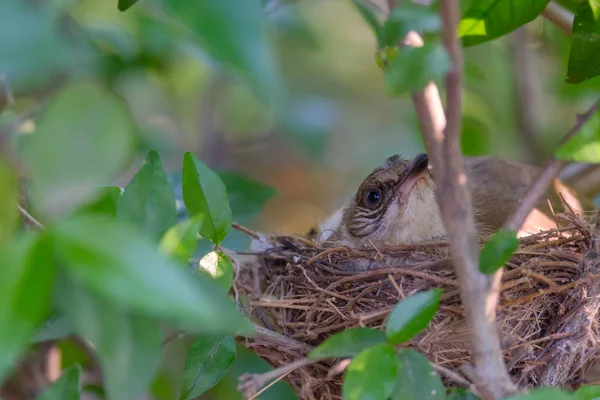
left=542, top=2, right=574, bottom=36
left=387, top=0, right=516, bottom=397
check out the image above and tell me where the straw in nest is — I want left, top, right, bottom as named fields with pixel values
left=229, top=212, right=600, bottom=400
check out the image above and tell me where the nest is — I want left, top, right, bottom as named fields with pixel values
left=231, top=212, right=600, bottom=400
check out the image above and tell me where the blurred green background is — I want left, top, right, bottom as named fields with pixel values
left=4, top=0, right=600, bottom=239
left=2, top=0, right=600, bottom=398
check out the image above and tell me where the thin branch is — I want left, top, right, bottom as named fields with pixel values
left=17, top=203, right=44, bottom=230
left=542, top=2, right=574, bottom=36
left=387, top=0, right=516, bottom=397
left=504, top=100, right=600, bottom=232
left=238, top=358, right=316, bottom=399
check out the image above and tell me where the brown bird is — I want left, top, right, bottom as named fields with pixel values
left=317, top=153, right=593, bottom=252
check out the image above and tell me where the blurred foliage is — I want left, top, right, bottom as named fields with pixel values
left=1, top=0, right=600, bottom=399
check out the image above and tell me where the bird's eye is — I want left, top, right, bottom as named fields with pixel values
left=364, top=189, right=382, bottom=208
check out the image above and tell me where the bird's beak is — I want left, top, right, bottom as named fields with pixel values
left=395, top=153, right=431, bottom=201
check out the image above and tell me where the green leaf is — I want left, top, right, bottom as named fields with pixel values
left=51, top=215, right=252, bottom=335
left=385, top=44, right=450, bottom=95
left=592, top=0, right=600, bottom=20
left=0, top=234, right=55, bottom=381
left=556, top=110, right=600, bottom=162
left=206, top=344, right=297, bottom=400
left=381, top=5, right=441, bottom=47
left=479, top=229, right=519, bottom=274
left=448, top=388, right=480, bottom=400
left=567, top=2, right=600, bottom=84
left=23, top=82, right=135, bottom=217
left=504, top=388, right=572, bottom=400
left=56, top=275, right=161, bottom=400
left=38, top=364, right=82, bottom=400
left=164, top=0, right=283, bottom=105
left=32, top=314, right=74, bottom=343
left=0, top=159, right=18, bottom=244
left=218, top=172, right=276, bottom=225
left=342, top=344, right=398, bottom=400
left=385, top=289, right=442, bottom=345
left=180, top=335, right=236, bottom=400
left=393, top=349, right=446, bottom=400
left=118, top=151, right=177, bottom=242
left=350, top=0, right=383, bottom=46
left=573, top=385, right=600, bottom=400
left=0, top=1, right=72, bottom=88
left=307, top=328, right=387, bottom=360
left=75, top=187, right=122, bottom=218
left=118, top=0, right=141, bottom=11
left=159, top=217, right=203, bottom=264
left=182, top=153, right=232, bottom=245
left=197, top=251, right=234, bottom=292
left=459, top=0, right=550, bottom=46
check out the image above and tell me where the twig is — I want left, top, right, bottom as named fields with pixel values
left=542, top=2, right=574, bottom=36
left=238, top=358, right=316, bottom=399
left=17, top=203, right=44, bottom=230
left=432, top=362, right=479, bottom=395
left=232, top=222, right=260, bottom=240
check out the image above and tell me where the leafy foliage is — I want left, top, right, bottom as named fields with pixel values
left=118, top=0, right=141, bottom=12
left=182, top=152, right=233, bottom=245
left=197, top=251, right=235, bottom=292
left=479, top=229, right=519, bottom=274
left=117, top=151, right=177, bottom=242
left=0, top=159, right=17, bottom=244
left=459, top=0, right=551, bottom=46
left=180, top=335, right=237, bottom=400
left=393, top=349, right=446, bottom=400
left=308, top=328, right=387, bottom=359
left=342, top=344, right=398, bottom=400
left=381, top=5, right=442, bottom=47
left=567, top=2, right=600, bottom=84
left=37, top=364, right=82, bottom=400
left=385, top=44, right=450, bottom=95
left=24, top=82, right=135, bottom=217
left=385, top=289, right=443, bottom=344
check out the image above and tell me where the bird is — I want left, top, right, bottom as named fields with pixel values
left=316, top=153, right=593, bottom=257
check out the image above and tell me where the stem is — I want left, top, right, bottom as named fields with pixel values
left=541, top=2, right=574, bottom=36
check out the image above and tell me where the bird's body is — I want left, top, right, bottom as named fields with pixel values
left=317, top=154, right=593, bottom=254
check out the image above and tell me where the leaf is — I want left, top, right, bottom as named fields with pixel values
left=197, top=251, right=234, bottom=292
left=206, top=344, right=297, bottom=400
left=307, top=328, right=387, bottom=360
left=159, top=217, right=203, bottom=264
left=574, top=385, right=600, bottom=400
left=592, top=0, right=600, bottom=21
left=350, top=0, right=383, bottom=46
left=479, top=229, right=519, bottom=274
left=118, top=151, right=177, bottom=242
left=164, top=0, right=283, bottom=105
left=182, top=153, right=232, bottom=245
left=56, top=275, right=161, bottom=400
left=385, top=44, right=450, bottom=95
left=385, top=289, right=442, bottom=345
left=381, top=5, right=441, bottom=47
left=0, top=234, right=55, bottom=381
left=0, top=159, right=18, bottom=244
left=75, top=187, right=122, bottom=218
left=504, top=388, right=573, bottom=400
left=0, top=1, right=72, bottom=88
left=23, top=82, right=135, bottom=217
left=556, top=110, right=600, bottom=162
left=567, top=2, right=600, bottom=84
left=218, top=172, right=276, bottom=225
left=38, top=364, right=82, bottom=400
left=393, top=349, right=445, bottom=400
left=31, top=314, right=74, bottom=343
left=51, top=215, right=252, bottom=335
left=118, top=0, right=141, bottom=11
left=180, top=335, right=236, bottom=400
left=342, top=344, right=398, bottom=400
left=448, top=388, right=481, bottom=400
left=459, top=0, right=550, bottom=46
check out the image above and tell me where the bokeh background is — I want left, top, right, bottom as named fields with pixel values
left=2, top=0, right=600, bottom=398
